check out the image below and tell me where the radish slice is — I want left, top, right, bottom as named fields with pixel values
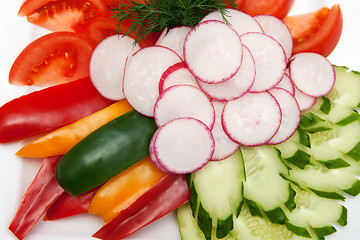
left=211, top=100, right=240, bottom=161
left=294, top=86, right=317, bottom=111
left=153, top=117, right=215, bottom=174
left=200, top=8, right=263, bottom=36
left=184, top=20, right=243, bottom=84
left=240, top=32, right=286, bottom=92
left=197, top=46, right=255, bottom=101
left=289, top=52, right=336, bottom=97
left=123, top=46, right=182, bottom=117
left=254, top=15, right=293, bottom=61
left=89, top=35, right=140, bottom=101
left=222, top=92, right=282, bottom=146
left=156, top=26, right=191, bottom=60
left=154, top=85, right=215, bottom=129
left=149, top=129, right=171, bottom=174
left=275, top=73, right=295, bottom=95
left=268, top=88, right=301, bottom=145
left=158, top=62, right=198, bottom=94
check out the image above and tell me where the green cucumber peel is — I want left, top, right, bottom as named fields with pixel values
left=343, top=179, right=360, bottom=196
left=304, top=126, right=333, bottom=134
left=312, top=225, right=337, bottom=238
left=320, top=96, right=331, bottom=115
left=297, top=126, right=311, bottom=148
left=308, top=188, right=345, bottom=201
left=244, top=198, right=263, bottom=217
left=216, top=215, right=233, bottom=239
left=337, top=206, right=348, bottom=227
left=346, top=141, right=360, bottom=161
left=335, top=112, right=360, bottom=126
left=197, top=203, right=212, bottom=240
left=265, top=207, right=288, bottom=224
left=285, top=183, right=297, bottom=212
left=316, top=158, right=351, bottom=169
left=284, top=222, right=311, bottom=238
left=300, top=112, right=325, bottom=128
left=284, top=149, right=311, bottom=170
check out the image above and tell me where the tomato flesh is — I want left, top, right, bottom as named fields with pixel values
left=18, top=0, right=108, bottom=32
left=240, top=0, right=295, bottom=19
left=9, top=32, right=94, bottom=86
left=283, top=4, right=343, bottom=57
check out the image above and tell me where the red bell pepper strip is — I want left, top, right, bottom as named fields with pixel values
left=93, top=174, right=190, bottom=240
left=0, top=77, right=114, bottom=143
left=9, top=156, right=64, bottom=240
left=44, top=186, right=100, bottom=221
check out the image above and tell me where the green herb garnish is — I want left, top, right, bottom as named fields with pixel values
left=112, top=0, right=237, bottom=43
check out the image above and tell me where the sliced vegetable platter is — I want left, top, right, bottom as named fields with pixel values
left=1, top=0, right=360, bottom=239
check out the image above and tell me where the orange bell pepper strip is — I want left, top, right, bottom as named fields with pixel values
left=16, top=100, right=132, bottom=158
left=88, top=156, right=167, bottom=223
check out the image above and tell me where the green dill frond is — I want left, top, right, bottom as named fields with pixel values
left=112, top=0, right=237, bottom=43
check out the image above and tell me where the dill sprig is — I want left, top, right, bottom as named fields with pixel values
left=112, top=0, right=237, bottom=43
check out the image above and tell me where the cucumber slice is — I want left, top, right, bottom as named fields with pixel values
left=230, top=204, right=310, bottom=240
left=189, top=149, right=245, bottom=239
left=284, top=184, right=347, bottom=239
left=178, top=203, right=234, bottom=240
left=241, top=146, right=295, bottom=224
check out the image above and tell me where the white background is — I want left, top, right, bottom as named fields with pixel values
left=0, top=0, right=359, bottom=239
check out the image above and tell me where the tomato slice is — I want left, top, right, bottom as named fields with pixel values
left=77, top=17, right=118, bottom=45
left=18, top=0, right=108, bottom=32
left=240, top=0, right=295, bottom=19
left=9, top=32, right=94, bottom=86
left=283, top=4, right=343, bottom=57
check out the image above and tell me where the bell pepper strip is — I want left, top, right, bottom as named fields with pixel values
left=16, top=100, right=132, bottom=158
left=89, top=156, right=167, bottom=223
left=9, top=156, right=64, bottom=240
left=0, top=77, right=115, bottom=143
left=92, top=174, right=190, bottom=240
left=55, top=110, right=157, bottom=196
left=44, top=186, right=101, bottom=221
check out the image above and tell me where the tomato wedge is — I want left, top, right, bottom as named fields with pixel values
left=9, top=32, right=94, bottom=86
left=18, top=0, right=108, bottom=32
left=77, top=17, right=118, bottom=45
left=240, top=0, right=295, bottom=19
left=283, top=4, right=343, bottom=57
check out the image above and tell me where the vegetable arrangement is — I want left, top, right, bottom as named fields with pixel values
left=1, top=0, right=359, bottom=240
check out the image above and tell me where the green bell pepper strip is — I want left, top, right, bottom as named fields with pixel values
left=55, top=110, right=157, bottom=196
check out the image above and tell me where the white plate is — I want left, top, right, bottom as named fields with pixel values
left=0, top=0, right=359, bottom=239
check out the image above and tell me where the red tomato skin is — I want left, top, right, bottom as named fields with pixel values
left=289, top=5, right=343, bottom=57
left=76, top=17, right=118, bottom=45
left=0, top=77, right=115, bottom=143
left=9, top=32, right=94, bottom=86
left=240, top=0, right=295, bottom=19
left=18, top=0, right=108, bottom=16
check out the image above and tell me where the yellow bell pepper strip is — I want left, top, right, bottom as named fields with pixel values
left=9, top=156, right=64, bottom=240
left=89, top=156, right=167, bottom=223
left=16, top=100, right=132, bottom=158
left=92, top=174, right=190, bottom=240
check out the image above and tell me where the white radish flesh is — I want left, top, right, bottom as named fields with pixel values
left=149, top=129, right=171, bottom=174
left=211, top=100, right=240, bottom=161
left=184, top=20, right=243, bottom=84
left=200, top=8, right=264, bottom=36
left=289, top=52, right=336, bottom=97
left=156, top=26, right=191, bottom=60
left=89, top=35, right=140, bottom=101
left=222, top=92, right=282, bottom=146
left=123, top=46, right=182, bottom=117
left=268, top=88, right=301, bottom=145
left=154, top=85, right=215, bottom=129
left=254, top=15, right=293, bottom=61
left=240, top=32, right=286, bottom=92
left=294, top=86, right=317, bottom=111
left=158, top=62, right=198, bottom=94
left=153, top=117, right=215, bottom=174
left=197, top=46, right=255, bottom=101
left=275, top=73, right=295, bottom=95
